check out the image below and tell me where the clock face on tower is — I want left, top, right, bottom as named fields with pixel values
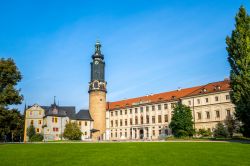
left=95, top=61, right=99, bottom=65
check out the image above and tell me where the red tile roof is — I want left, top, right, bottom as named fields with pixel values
left=107, top=79, right=231, bottom=111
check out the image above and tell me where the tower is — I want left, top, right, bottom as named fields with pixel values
left=89, top=41, right=107, bottom=140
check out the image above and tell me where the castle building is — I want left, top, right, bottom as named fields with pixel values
left=24, top=42, right=235, bottom=141
left=105, top=79, right=234, bottom=140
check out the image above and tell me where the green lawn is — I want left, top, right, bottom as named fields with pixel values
left=0, top=142, right=250, bottom=166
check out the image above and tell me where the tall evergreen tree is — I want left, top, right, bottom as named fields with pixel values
left=169, top=103, right=194, bottom=137
left=226, top=6, right=250, bottom=137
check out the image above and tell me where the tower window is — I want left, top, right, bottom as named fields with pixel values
left=158, top=105, right=161, bottom=110
left=164, top=104, right=168, bottom=109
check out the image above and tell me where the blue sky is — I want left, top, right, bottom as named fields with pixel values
left=1, top=0, right=249, bottom=112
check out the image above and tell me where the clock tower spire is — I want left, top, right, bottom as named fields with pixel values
left=89, top=41, right=107, bottom=140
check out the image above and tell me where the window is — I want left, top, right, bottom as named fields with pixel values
left=146, top=115, right=149, bottom=124
left=152, top=116, right=155, bottom=123
left=125, top=132, right=127, bottom=137
left=130, top=109, right=132, bottom=114
left=111, top=112, right=113, bottom=116
left=39, top=111, right=41, bottom=115
left=78, top=121, right=81, bottom=126
left=197, top=112, right=201, bottom=120
left=153, top=130, right=155, bottom=136
left=226, top=95, right=230, bottom=100
left=52, top=117, right=58, bottom=123
left=115, top=111, right=118, bottom=116
left=85, top=132, right=87, bottom=135
left=111, top=120, right=113, bottom=127
left=171, top=103, right=176, bottom=109
left=85, top=121, right=88, bottom=126
left=152, top=106, right=155, bottom=111
left=120, top=110, right=122, bottom=115
left=164, top=115, right=168, bottom=122
left=135, top=108, right=138, bottom=113
left=38, top=120, right=42, bottom=125
left=120, top=120, right=123, bottom=126
left=159, top=129, right=162, bottom=135
left=197, top=99, right=201, bottom=104
left=206, top=112, right=210, bottom=119
left=111, top=133, right=113, bottom=138
left=216, top=110, right=220, bottom=118
left=215, top=96, right=219, bottom=101
left=164, top=104, right=168, bottom=109
left=53, top=128, right=59, bottom=132
left=125, top=110, right=127, bottom=115
left=130, top=118, right=132, bottom=125
left=125, top=119, right=127, bottom=126
left=158, top=115, right=162, bottom=123
left=140, top=107, right=143, bottom=113
left=31, top=120, right=34, bottom=125
left=226, top=109, right=231, bottom=116
left=205, top=98, right=209, bottom=103
left=188, top=101, right=191, bottom=105
left=146, top=106, right=149, bottom=111
left=115, top=120, right=118, bottom=127
left=120, top=132, right=122, bottom=137
left=140, top=116, right=143, bottom=124
left=29, top=111, right=32, bottom=116
left=135, top=116, right=138, bottom=125
left=36, top=128, right=39, bottom=132
left=158, top=105, right=162, bottom=110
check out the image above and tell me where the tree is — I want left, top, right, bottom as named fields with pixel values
left=63, top=122, right=82, bottom=140
left=224, top=115, right=241, bottom=138
left=26, top=125, right=36, bottom=140
left=213, top=122, right=229, bottom=138
left=0, top=58, right=23, bottom=107
left=0, top=58, right=24, bottom=142
left=226, top=6, right=250, bottom=137
left=169, top=103, right=194, bottom=137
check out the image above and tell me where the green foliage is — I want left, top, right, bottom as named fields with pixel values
left=26, top=125, right=36, bottom=140
left=197, top=129, right=212, bottom=137
left=0, top=58, right=23, bottom=107
left=226, top=6, right=250, bottom=137
left=0, top=108, right=24, bottom=141
left=63, top=122, right=82, bottom=140
left=30, top=134, right=43, bottom=142
left=213, top=122, right=229, bottom=138
left=169, top=103, right=194, bottom=137
left=224, top=115, right=241, bottom=138
left=0, top=58, right=24, bottom=142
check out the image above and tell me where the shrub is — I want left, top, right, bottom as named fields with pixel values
left=213, top=122, right=229, bottom=138
left=197, top=129, right=212, bottom=137
left=30, top=134, right=43, bottom=142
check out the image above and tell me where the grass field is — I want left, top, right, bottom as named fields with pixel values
left=0, top=142, right=250, bottom=166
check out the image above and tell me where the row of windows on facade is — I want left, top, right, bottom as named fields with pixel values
left=196, top=109, right=231, bottom=120
left=110, top=94, right=230, bottom=117
left=29, top=110, right=42, bottom=116
left=111, top=103, right=176, bottom=117
left=110, top=129, right=168, bottom=138
left=187, top=95, right=230, bottom=106
left=110, top=115, right=168, bottom=127
left=30, top=118, right=88, bottom=126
